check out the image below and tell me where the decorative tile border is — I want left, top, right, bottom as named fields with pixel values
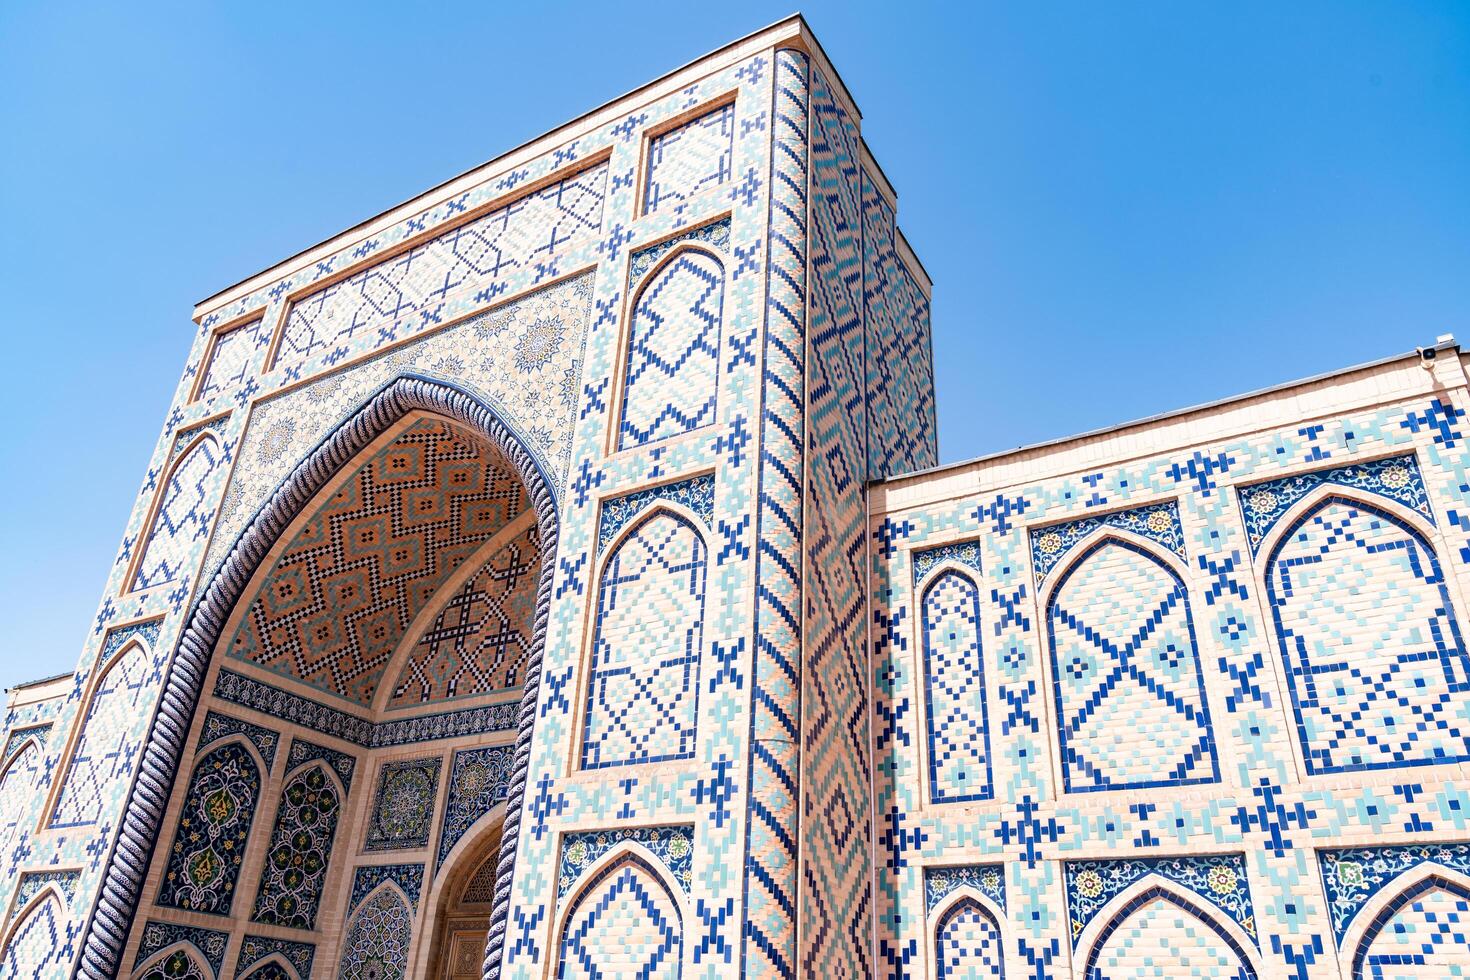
left=196, top=710, right=279, bottom=768
left=214, top=669, right=520, bottom=748
left=558, top=825, right=694, bottom=901
left=286, top=737, right=357, bottom=793
left=1238, top=453, right=1431, bottom=552
left=924, top=864, right=1005, bottom=913
left=1064, top=853, right=1254, bottom=948
left=1318, top=841, right=1470, bottom=945
left=236, top=934, right=316, bottom=978
left=628, top=216, right=732, bottom=285
left=12, top=870, right=78, bottom=921
left=1030, top=500, right=1184, bottom=585
left=912, top=540, right=982, bottom=583
left=350, top=863, right=425, bottom=913
left=133, top=921, right=229, bottom=975
left=436, top=745, right=515, bottom=869
left=597, top=474, right=716, bottom=552
left=99, top=619, right=162, bottom=665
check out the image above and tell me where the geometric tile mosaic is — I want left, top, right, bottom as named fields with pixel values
left=616, top=248, right=725, bottom=450
left=597, top=473, right=715, bottom=553
left=226, top=417, right=529, bottom=706
left=1065, top=853, right=1255, bottom=948
left=554, top=853, right=683, bottom=980
left=557, top=824, right=694, bottom=901
left=643, top=101, right=735, bottom=216
left=934, top=898, right=1005, bottom=980
left=236, top=934, right=316, bottom=980
left=337, top=882, right=413, bottom=980
left=157, top=742, right=262, bottom=915
left=388, top=522, right=540, bottom=709
left=1318, top=841, right=1470, bottom=945
left=130, top=427, right=228, bottom=592
left=925, top=863, right=1006, bottom=913
left=350, top=863, right=425, bottom=912
left=272, top=163, right=607, bottom=378
left=1030, top=500, right=1185, bottom=586
left=1352, top=875, right=1470, bottom=979
left=132, top=920, right=229, bottom=975
left=1238, top=452, right=1432, bottom=553
left=195, top=317, right=268, bottom=405
left=436, top=745, right=514, bottom=869
left=1264, top=497, right=1470, bottom=774
left=1046, top=538, right=1219, bottom=792
left=0, top=891, right=67, bottom=978
left=1082, top=888, right=1257, bottom=979
left=0, top=739, right=42, bottom=852
left=364, top=757, right=442, bottom=852
left=921, top=567, right=994, bottom=803
left=581, top=509, right=706, bottom=769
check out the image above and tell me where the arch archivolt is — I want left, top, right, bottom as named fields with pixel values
left=415, top=802, right=510, bottom=979
left=129, top=941, right=212, bottom=979
left=546, top=841, right=690, bottom=979
left=1337, top=862, right=1470, bottom=974
left=1073, top=876, right=1260, bottom=979
left=84, top=376, right=561, bottom=980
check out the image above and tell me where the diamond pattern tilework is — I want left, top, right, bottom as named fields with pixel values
left=1084, top=890, right=1257, bottom=979
left=555, top=854, right=682, bottom=979
left=50, top=629, right=156, bottom=827
left=272, top=163, right=607, bottom=378
left=195, top=317, right=268, bottom=404
left=616, top=247, right=725, bottom=449
left=935, top=898, right=1006, bottom=980
left=131, top=429, right=228, bottom=591
left=389, top=522, right=540, bottom=709
left=365, top=757, right=442, bottom=851
left=643, top=102, right=735, bottom=216
left=0, top=741, right=42, bottom=853
left=1047, top=539, right=1219, bottom=792
left=0, top=891, right=68, bottom=977
left=157, top=741, right=262, bottom=914
left=436, top=745, right=513, bottom=869
left=337, top=883, right=413, bottom=980
left=1353, top=878, right=1470, bottom=979
left=227, top=417, right=528, bottom=706
left=581, top=509, right=706, bottom=769
left=251, top=762, right=344, bottom=929
left=922, top=569, right=994, bottom=803
left=1265, top=497, right=1470, bottom=773
left=205, top=272, right=593, bottom=592
left=133, top=920, right=229, bottom=975
left=797, top=64, right=874, bottom=980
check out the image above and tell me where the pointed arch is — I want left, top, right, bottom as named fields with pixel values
left=1342, top=866, right=1470, bottom=978
left=236, top=956, right=298, bottom=980
left=420, top=805, right=505, bottom=980
left=933, top=894, right=1005, bottom=979
left=80, top=376, right=562, bottom=980
left=554, top=850, right=684, bottom=980
left=156, top=738, right=263, bottom=915
left=129, top=431, right=227, bottom=592
left=131, top=943, right=213, bottom=980
left=0, top=888, right=69, bottom=977
left=338, top=882, right=415, bottom=980
left=616, top=244, right=726, bottom=449
left=50, top=636, right=154, bottom=828
left=581, top=505, right=708, bottom=769
left=920, top=564, right=993, bottom=803
left=251, top=760, right=347, bottom=929
left=1045, top=533, right=1219, bottom=793
left=1263, top=490, right=1470, bottom=774
left=1079, top=882, right=1258, bottom=979
left=0, top=738, right=43, bottom=847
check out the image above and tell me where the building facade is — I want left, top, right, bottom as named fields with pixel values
left=2, top=16, right=1469, bottom=980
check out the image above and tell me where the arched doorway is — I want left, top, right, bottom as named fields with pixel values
left=80, top=378, right=558, bottom=980
left=425, top=814, right=505, bottom=980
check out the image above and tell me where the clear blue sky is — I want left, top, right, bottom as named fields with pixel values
left=1, top=2, right=1467, bottom=686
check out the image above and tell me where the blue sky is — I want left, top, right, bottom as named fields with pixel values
left=1, top=2, right=1467, bottom=685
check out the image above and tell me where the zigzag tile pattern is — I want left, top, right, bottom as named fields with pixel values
left=798, top=65, right=872, bottom=979
left=740, top=47, right=811, bottom=980
left=389, top=523, right=540, bottom=708
left=227, top=417, right=528, bottom=705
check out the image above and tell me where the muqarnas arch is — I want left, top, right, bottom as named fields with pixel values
left=76, top=377, right=561, bottom=980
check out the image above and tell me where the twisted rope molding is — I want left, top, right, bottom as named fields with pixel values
left=74, top=375, right=560, bottom=980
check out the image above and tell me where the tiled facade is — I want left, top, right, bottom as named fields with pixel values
left=2, top=16, right=1468, bottom=980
